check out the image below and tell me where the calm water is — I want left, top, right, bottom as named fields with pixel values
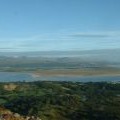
left=0, top=72, right=120, bottom=82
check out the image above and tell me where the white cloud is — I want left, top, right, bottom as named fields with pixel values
left=0, top=31, right=120, bottom=52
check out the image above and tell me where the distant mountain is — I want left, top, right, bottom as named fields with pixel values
left=0, top=48, right=120, bottom=63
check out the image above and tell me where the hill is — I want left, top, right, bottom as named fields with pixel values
left=0, top=81, right=119, bottom=120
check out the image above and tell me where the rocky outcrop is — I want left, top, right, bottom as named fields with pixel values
left=4, top=84, right=17, bottom=91
left=0, top=107, right=41, bottom=120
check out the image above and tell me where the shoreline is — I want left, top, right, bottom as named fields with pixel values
left=0, top=69, right=120, bottom=77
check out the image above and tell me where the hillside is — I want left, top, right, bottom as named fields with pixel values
left=0, top=81, right=120, bottom=120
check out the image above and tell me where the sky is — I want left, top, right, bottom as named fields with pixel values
left=0, top=0, right=120, bottom=52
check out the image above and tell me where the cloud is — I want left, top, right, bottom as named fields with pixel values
left=70, top=31, right=120, bottom=39
left=0, top=31, right=120, bottom=52
left=71, top=33, right=108, bottom=38
left=0, top=47, right=15, bottom=49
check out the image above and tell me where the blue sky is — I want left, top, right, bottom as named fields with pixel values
left=0, top=0, right=120, bottom=52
